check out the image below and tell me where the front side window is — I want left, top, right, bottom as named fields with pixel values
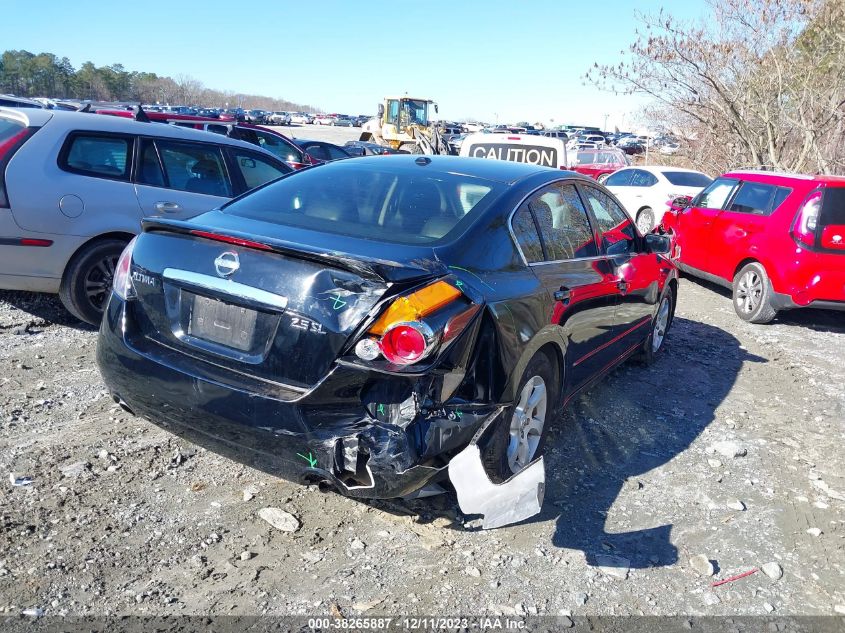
left=304, top=144, right=330, bottom=161
left=252, top=129, right=304, bottom=164
left=230, top=150, right=288, bottom=191
left=156, top=141, right=232, bottom=197
left=522, top=184, right=598, bottom=261
left=693, top=177, right=739, bottom=209
left=581, top=186, right=637, bottom=253
left=64, top=134, right=130, bottom=179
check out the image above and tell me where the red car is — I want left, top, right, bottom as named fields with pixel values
left=571, top=149, right=629, bottom=183
left=95, top=109, right=314, bottom=170
left=662, top=170, right=845, bottom=323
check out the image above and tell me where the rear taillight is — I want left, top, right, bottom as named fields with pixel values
left=0, top=126, right=38, bottom=208
left=112, top=237, right=138, bottom=301
left=792, top=191, right=822, bottom=248
left=354, top=280, right=466, bottom=366
left=379, top=322, right=435, bottom=365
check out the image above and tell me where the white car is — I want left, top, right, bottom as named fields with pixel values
left=267, top=111, right=291, bottom=125
left=290, top=112, right=313, bottom=124
left=605, top=166, right=712, bottom=233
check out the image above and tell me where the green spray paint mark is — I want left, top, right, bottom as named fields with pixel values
left=455, top=410, right=463, bottom=419
left=296, top=451, right=318, bottom=468
left=331, top=295, right=347, bottom=310
left=377, top=404, right=385, bottom=416
left=455, top=279, right=465, bottom=290
left=449, top=266, right=495, bottom=291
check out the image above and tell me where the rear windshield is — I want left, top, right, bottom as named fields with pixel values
left=663, top=171, right=713, bottom=188
left=222, top=161, right=502, bottom=244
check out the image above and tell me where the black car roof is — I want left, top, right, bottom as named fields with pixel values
left=328, top=155, right=556, bottom=184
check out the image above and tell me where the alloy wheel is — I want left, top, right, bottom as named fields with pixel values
left=507, top=376, right=547, bottom=473
left=84, top=255, right=118, bottom=311
left=652, top=296, right=671, bottom=353
left=735, top=270, right=762, bottom=315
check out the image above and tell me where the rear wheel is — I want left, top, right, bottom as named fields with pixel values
left=399, top=142, right=422, bottom=154
left=636, top=207, right=655, bottom=234
left=482, top=352, right=558, bottom=483
left=733, top=262, right=777, bottom=324
left=59, top=239, right=128, bottom=326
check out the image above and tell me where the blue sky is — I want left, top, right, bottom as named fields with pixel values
left=6, top=0, right=708, bottom=128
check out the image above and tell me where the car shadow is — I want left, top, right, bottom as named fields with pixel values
left=0, top=290, right=90, bottom=330
left=683, top=275, right=845, bottom=334
left=539, top=316, right=764, bottom=569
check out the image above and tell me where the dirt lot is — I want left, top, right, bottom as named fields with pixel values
left=1, top=267, right=844, bottom=619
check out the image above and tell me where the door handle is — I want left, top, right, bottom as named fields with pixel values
left=617, top=280, right=630, bottom=293
left=154, top=201, right=182, bottom=213
left=553, top=286, right=571, bottom=302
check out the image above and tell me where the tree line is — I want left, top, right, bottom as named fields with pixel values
left=587, top=0, right=845, bottom=175
left=0, top=49, right=319, bottom=112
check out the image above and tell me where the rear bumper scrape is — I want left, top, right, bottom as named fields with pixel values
left=448, top=408, right=545, bottom=529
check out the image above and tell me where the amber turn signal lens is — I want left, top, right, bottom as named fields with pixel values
left=368, top=280, right=462, bottom=336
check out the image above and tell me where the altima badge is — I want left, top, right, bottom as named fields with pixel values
left=214, top=251, right=240, bottom=278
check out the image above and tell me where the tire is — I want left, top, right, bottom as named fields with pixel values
left=400, top=143, right=422, bottom=154
left=482, top=352, right=558, bottom=483
left=639, top=288, right=675, bottom=364
left=636, top=207, right=655, bottom=234
left=733, top=262, right=777, bottom=324
left=58, top=238, right=128, bottom=326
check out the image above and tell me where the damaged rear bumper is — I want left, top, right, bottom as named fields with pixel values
left=97, top=298, right=501, bottom=500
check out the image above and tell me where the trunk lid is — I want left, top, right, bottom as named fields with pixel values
left=127, top=216, right=445, bottom=389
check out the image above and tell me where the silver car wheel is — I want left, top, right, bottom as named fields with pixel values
left=85, top=255, right=118, bottom=308
left=507, top=376, right=547, bottom=473
left=652, top=296, right=671, bottom=353
left=735, top=270, right=762, bottom=314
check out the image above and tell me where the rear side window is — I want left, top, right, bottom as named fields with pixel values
left=62, top=134, right=131, bottom=179
left=728, top=182, right=791, bottom=215
left=327, top=145, right=350, bottom=161
left=604, top=169, right=633, bottom=187
left=630, top=170, right=658, bottom=187
left=512, top=207, right=544, bottom=263
left=522, top=184, right=598, bottom=261
left=663, top=171, right=712, bottom=188
left=156, top=140, right=232, bottom=197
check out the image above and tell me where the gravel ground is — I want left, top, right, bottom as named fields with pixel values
left=1, top=273, right=843, bottom=619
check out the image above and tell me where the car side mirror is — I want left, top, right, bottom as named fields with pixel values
left=377, top=104, right=385, bottom=118
left=670, top=195, right=692, bottom=212
left=644, top=233, right=671, bottom=255
left=434, top=104, right=439, bottom=114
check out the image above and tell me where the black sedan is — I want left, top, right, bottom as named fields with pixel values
left=97, top=156, right=677, bottom=526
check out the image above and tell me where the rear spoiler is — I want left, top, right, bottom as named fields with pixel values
left=141, top=217, right=448, bottom=284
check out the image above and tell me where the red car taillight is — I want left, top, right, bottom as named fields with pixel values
left=791, top=191, right=822, bottom=248
left=112, top=236, right=138, bottom=301
left=353, top=280, right=471, bottom=366
left=379, top=322, right=434, bottom=365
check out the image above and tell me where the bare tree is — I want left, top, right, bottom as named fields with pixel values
left=586, top=0, right=845, bottom=174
